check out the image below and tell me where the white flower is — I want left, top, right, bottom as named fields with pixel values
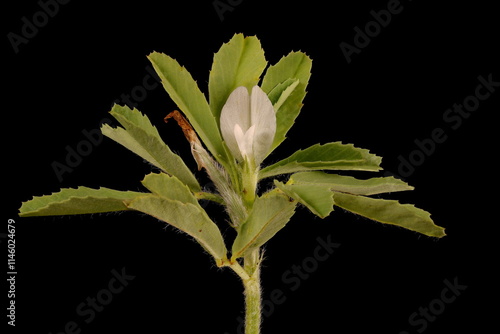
left=220, top=86, right=276, bottom=165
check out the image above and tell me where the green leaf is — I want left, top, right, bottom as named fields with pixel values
left=333, top=192, right=446, bottom=238
left=261, top=52, right=312, bottom=151
left=141, top=172, right=199, bottom=206
left=260, top=142, right=382, bottom=179
left=147, top=52, right=228, bottom=164
left=267, top=79, right=300, bottom=111
left=127, top=195, right=228, bottom=265
left=19, top=187, right=144, bottom=217
left=209, top=33, right=267, bottom=122
left=274, top=180, right=334, bottom=218
left=132, top=172, right=228, bottom=264
left=231, top=191, right=296, bottom=260
left=101, top=105, right=200, bottom=192
left=290, top=172, right=414, bottom=195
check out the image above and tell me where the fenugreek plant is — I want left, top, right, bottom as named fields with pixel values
left=19, top=34, right=445, bottom=334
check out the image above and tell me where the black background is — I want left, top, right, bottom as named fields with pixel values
left=4, top=0, right=498, bottom=333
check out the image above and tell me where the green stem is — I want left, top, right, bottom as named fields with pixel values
left=226, top=250, right=262, bottom=334
left=243, top=260, right=262, bottom=334
left=226, top=157, right=262, bottom=333
left=194, top=191, right=224, bottom=204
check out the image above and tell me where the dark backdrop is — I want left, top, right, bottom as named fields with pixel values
left=5, top=0, right=498, bottom=333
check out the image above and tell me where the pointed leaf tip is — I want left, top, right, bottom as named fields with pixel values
left=333, top=192, right=446, bottom=238
left=101, top=104, right=201, bottom=192
left=260, top=142, right=382, bottom=179
left=147, top=52, right=228, bottom=165
left=261, top=51, right=312, bottom=151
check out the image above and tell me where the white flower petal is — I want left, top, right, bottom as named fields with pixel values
left=249, top=86, right=276, bottom=165
left=234, top=124, right=256, bottom=160
left=219, top=86, right=276, bottom=164
left=233, top=124, right=245, bottom=161
left=220, top=87, right=250, bottom=161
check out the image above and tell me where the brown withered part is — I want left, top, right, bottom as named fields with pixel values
left=164, top=110, right=204, bottom=170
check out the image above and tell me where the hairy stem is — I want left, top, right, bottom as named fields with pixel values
left=243, top=260, right=262, bottom=334
left=226, top=249, right=262, bottom=334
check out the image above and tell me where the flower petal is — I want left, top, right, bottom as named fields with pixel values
left=220, top=86, right=250, bottom=161
left=234, top=124, right=256, bottom=161
left=249, top=86, right=276, bottom=165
